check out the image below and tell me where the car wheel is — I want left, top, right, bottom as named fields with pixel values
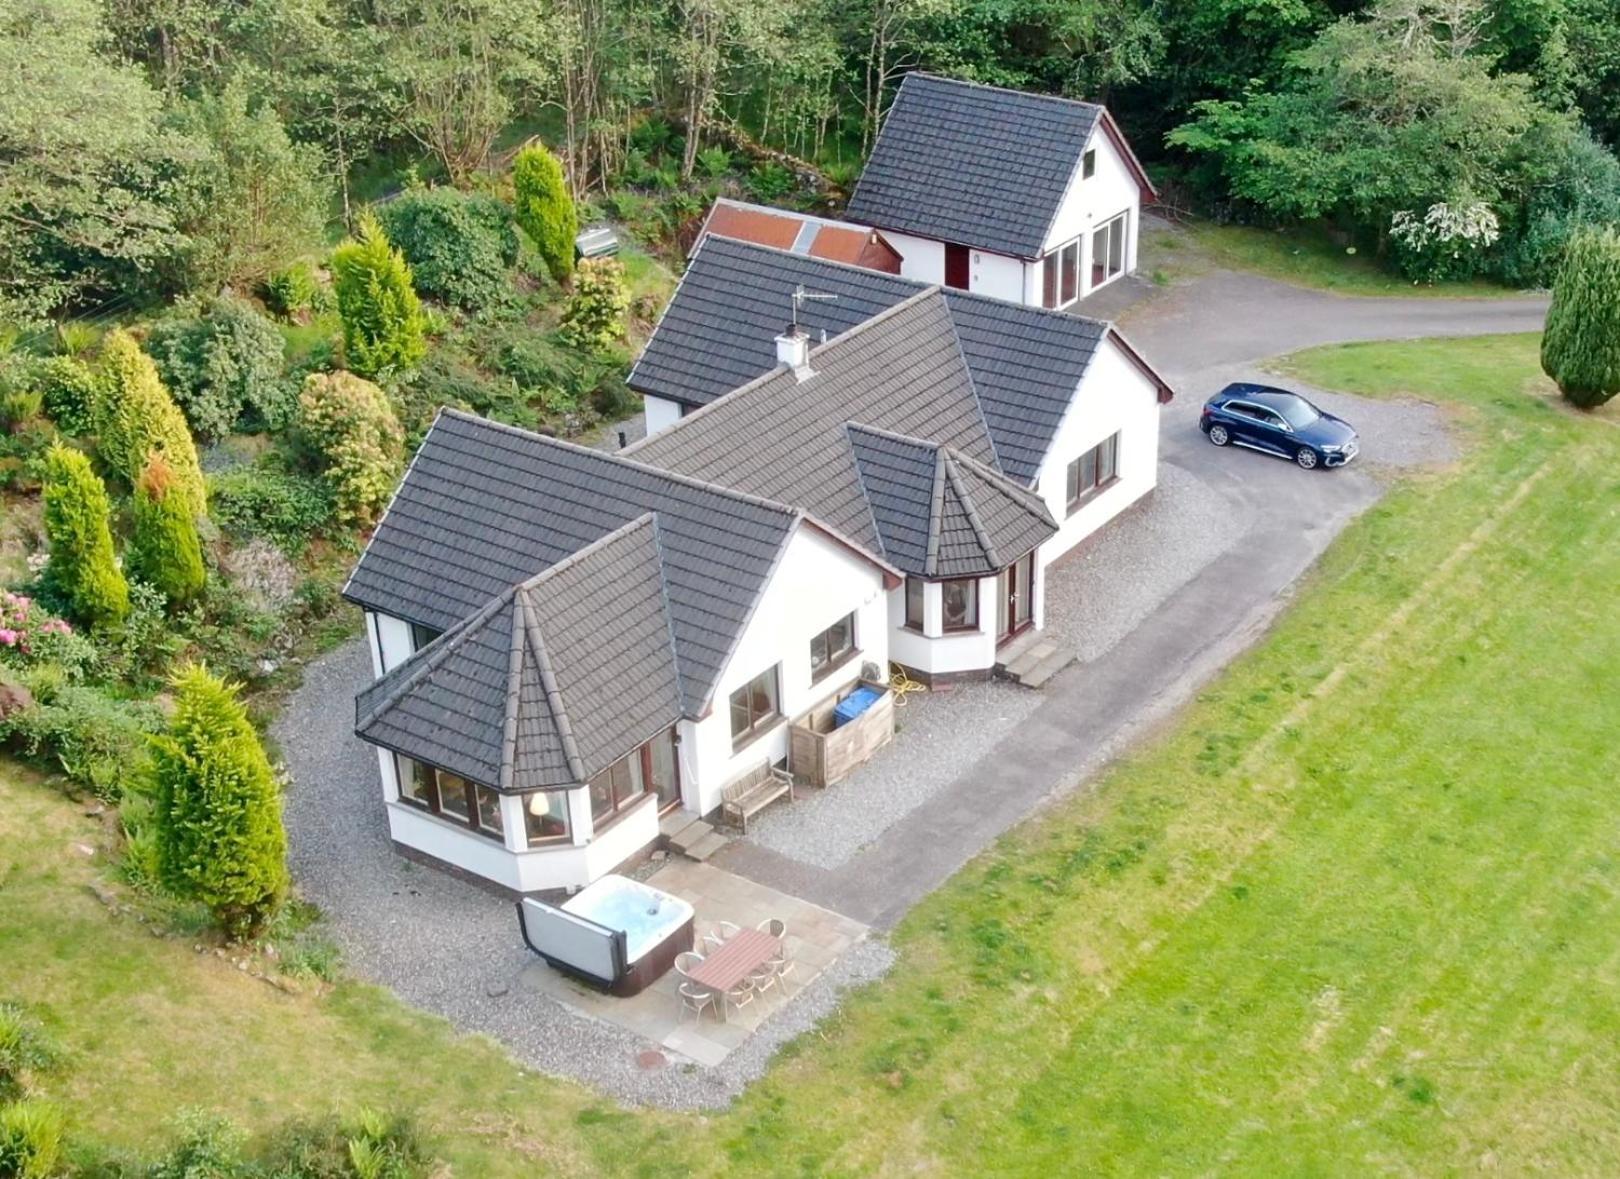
left=1208, top=424, right=1231, bottom=446
left=1295, top=446, right=1319, bottom=470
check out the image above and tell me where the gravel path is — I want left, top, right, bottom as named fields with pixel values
left=741, top=679, right=1042, bottom=869
left=275, top=638, right=893, bottom=1110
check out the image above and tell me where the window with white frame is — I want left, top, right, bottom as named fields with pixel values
left=1042, top=240, right=1081, bottom=309
left=1091, top=213, right=1128, bottom=288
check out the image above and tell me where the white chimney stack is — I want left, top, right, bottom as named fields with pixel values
left=775, top=325, right=813, bottom=381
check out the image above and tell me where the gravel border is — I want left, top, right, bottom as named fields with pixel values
left=275, top=638, right=895, bottom=1110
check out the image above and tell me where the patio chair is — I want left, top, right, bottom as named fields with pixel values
left=674, top=951, right=705, bottom=978
left=702, top=920, right=742, bottom=951
left=677, top=981, right=716, bottom=1024
left=748, top=960, right=780, bottom=1000
left=723, top=977, right=756, bottom=1020
left=756, top=918, right=787, bottom=940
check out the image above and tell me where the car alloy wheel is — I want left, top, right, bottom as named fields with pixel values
left=1296, top=447, right=1319, bottom=470
left=1208, top=424, right=1230, bottom=446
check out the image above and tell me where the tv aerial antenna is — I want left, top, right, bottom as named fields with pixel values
left=790, top=284, right=838, bottom=331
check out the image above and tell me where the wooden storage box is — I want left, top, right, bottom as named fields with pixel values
left=789, top=679, right=895, bottom=788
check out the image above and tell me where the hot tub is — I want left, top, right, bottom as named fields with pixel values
left=517, top=875, right=694, bottom=996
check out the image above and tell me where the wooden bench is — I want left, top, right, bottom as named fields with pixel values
left=720, top=760, right=795, bottom=833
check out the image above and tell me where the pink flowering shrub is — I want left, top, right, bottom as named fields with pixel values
left=0, top=591, right=98, bottom=678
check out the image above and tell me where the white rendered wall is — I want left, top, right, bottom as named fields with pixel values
left=682, top=526, right=889, bottom=817
left=1034, top=337, right=1162, bottom=570
left=969, top=250, right=1026, bottom=303
left=885, top=575, right=1000, bottom=676
left=643, top=395, right=683, bottom=436
left=884, top=231, right=945, bottom=284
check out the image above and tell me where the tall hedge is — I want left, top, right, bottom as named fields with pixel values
left=96, top=331, right=207, bottom=516
left=40, top=443, right=129, bottom=629
left=152, top=663, right=288, bottom=940
left=331, top=214, right=428, bottom=378
left=1542, top=226, right=1620, bottom=409
left=127, top=452, right=207, bottom=608
left=376, top=187, right=518, bottom=310
left=513, top=143, right=577, bottom=285
left=298, top=371, right=404, bottom=528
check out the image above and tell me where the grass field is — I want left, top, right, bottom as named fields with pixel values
left=1142, top=220, right=1522, bottom=299
left=4, top=334, right=1619, bottom=1175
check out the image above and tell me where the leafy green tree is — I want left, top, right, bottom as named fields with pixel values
left=298, top=371, right=404, bottom=527
left=376, top=186, right=519, bottom=310
left=152, top=663, right=289, bottom=940
left=128, top=452, right=207, bottom=608
left=559, top=258, right=631, bottom=352
left=331, top=215, right=429, bottom=378
left=1541, top=226, right=1620, bottom=409
left=513, top=143, right=577, bottom=284
left=40, top=443, right=130, bottom=629
left=146, top=296, right=294, bottom=440
left=96, top=331, right=207, bottom=518
left=0, top=0, right=180, bottom=325
left=160, top=78, right=329, bottom=293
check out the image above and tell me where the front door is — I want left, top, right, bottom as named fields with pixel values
left=996, top=551, right=1036, bottom=645
left=944, top=243, right=970, bottom=290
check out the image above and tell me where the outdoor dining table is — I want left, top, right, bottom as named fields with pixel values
left=688, top=929, right=781, bottom=997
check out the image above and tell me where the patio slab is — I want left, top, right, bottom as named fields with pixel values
left=515, top=860, right=867, bottom=1067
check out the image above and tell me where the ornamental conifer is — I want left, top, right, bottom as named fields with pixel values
left=96, top=331, right=207, bottom=517
left=127, top=452, right=206, bottom=608
left=40, top=442, right=129, bottom=629
left=330, top=214, right=428, bottom=377
left=1542, top=226, right=1620, bottom=409
left=513, top=143, right=577, bottom=285
left=152, top=663, right=288, bottom=940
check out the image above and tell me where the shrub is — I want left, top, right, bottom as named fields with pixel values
left=146, top=297, right=295, bottom=439
left=1, top=684, right=163, bottom=798
left=208, top=467, right=335, bottom=555
left=141, top=1111, right=252, bottom=1177
left=103, top=581, right=189, bottom=688
left=262, top=260, right=322, bottom=319
left=40, top=443, right=129, bottom=629
left=0, top=592, right=96, bottom=681
left=298, top=372, right=404, bottom=528
left=1388, top=201, right=1502, bottom=283
left=1542, top=225, right=1620, bottom=408
left=36, top=355, right=104, bottom=437
left=512, top=143, right=577, bottom=286
left=1496, top=128, right=1620, bottom=288
left=152, top=663, right=289, bottom=940
left=128, top=453, right=207, bottom=609
left=0, top=1005, right=59, bottom=1101
left=558, top=258, right=630, bottom=352
left=695, top=146, right=733, bottom=179
left=96, top=331, right=207, bottom=517
left=0, top=390, right=42, bottom=432
left=746, top=161, right=794, bottom=201
left=376, top=187, right=518, bottom=311
left=331, top=215, right=428, bottom=378
left=0, top=1099, right=63, bottom=1179
left=265, top=1108, right=432, bottom=1178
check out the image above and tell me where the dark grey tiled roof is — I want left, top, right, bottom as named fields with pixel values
left=847, top=424, right=1056, bottom=577
left=628, top=292, right=1055, bottom=578
left=628, top=236, right=1108, bottom=485
left=846, top=73, right=1103, bottom=258
left=355, top=516, right=683, bottom=791
left=343, top=410, right=800, bottom=716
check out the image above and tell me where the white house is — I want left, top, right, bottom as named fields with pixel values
left=844, top=72, right=1156, bottom=309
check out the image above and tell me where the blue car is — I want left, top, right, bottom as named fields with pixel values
left=1199, top=383, right=1359, bottom=470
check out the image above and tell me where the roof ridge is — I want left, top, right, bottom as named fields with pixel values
left=906, top=71, right=1104, bottom=114
left=925, top=448, right=948, bottom=577
left=942, top=452, right=1000, bottom=570
left=939, top=302, right=1007, bottom=476
left=517, top=590, right=588, bottom=783
left=439, top=407, right=801, bottom=522
left=949, top=445, right=1058, bottom=528
left=709, top=197, right=875, bottom=235
left=340, top=411, right=443, bottom=606
left=512, top=511, right=659, bottom=594
left=842, top=424, right=894, bottom=568
left=643, top=514, right=691, bottom=714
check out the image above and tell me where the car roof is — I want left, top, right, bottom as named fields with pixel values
left=1215, top=383, right=1313, bottom=410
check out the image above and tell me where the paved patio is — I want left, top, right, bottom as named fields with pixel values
left=519, top=860, right=866, bottom=1067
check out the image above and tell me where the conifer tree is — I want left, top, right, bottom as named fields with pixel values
left=40, top=442, right=129, bottom=629
left=513, top=143, right=577, bottom=285
left=330, top=214, right=428, bottom=377
left=153, top=663, right=288, bottom=940
left=96, top=331, right=207, bottom=516
left=127, top=452, right=206, bottom=608
left=1542, top=226, right=1620, bottom=409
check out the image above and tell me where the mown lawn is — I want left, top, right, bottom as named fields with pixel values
left=4, top=333, right=1619, bottom=1175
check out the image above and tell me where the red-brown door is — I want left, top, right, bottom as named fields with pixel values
left=944, top=243, right=970, bottom=290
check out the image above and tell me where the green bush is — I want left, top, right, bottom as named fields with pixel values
left=695, top=146, right=733, bottom=179
left=0, top=1099, right=63, bottom=1179
left=36, top=356, right=104, bottom=437
left=266, top=1108, right=432, bottom=1179
left=558, top=258, right=630, bottom=353
left=331, top=216, right=428, bottom=379
left=1, top=684, right=163, bottom=799
left=0, top=390, right=42, bottom=432
left=746, top=161, right=795, bottom=201
left=376, top=187, right=518, bottom=311
left=139, top=1111, right=252, bottom=1177
left=41, top=442, right=129, bottom=629
left=1542, top=225, right=1620, bottom=408
left=1496, top=129, right=1620, bottom=288
left=96, top=331, right=207, bottom=517
left=512, top=143, right=577, bottom=286
left=0, top=592, right=97, bottom=681
left=152, top=663, right=289, bottom=940
left=262, top=261, right=323, bottom=319
left=208, top=467, right=335, bottom=555
left=128, top=453, right=207, bottom=609
left=146, top=297, right=295, bottom=439
left=0, top=1005, right=59, bottom=1102
left=298, top=372, right=404, bottom=529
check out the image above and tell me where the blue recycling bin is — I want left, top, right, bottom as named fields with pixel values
left=833, top=685, right=883, bottom=728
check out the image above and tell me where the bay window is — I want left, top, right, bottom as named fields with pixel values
left=523, top=790, right=571, bottom=846
left=394, top=755, right=505, bottom=841
left=904, top=577, right=925, bottom=630
left=941, top=578, right=979, bottom=631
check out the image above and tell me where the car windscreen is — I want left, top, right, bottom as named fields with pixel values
left=1262, top=394, right=1321, bottom=430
